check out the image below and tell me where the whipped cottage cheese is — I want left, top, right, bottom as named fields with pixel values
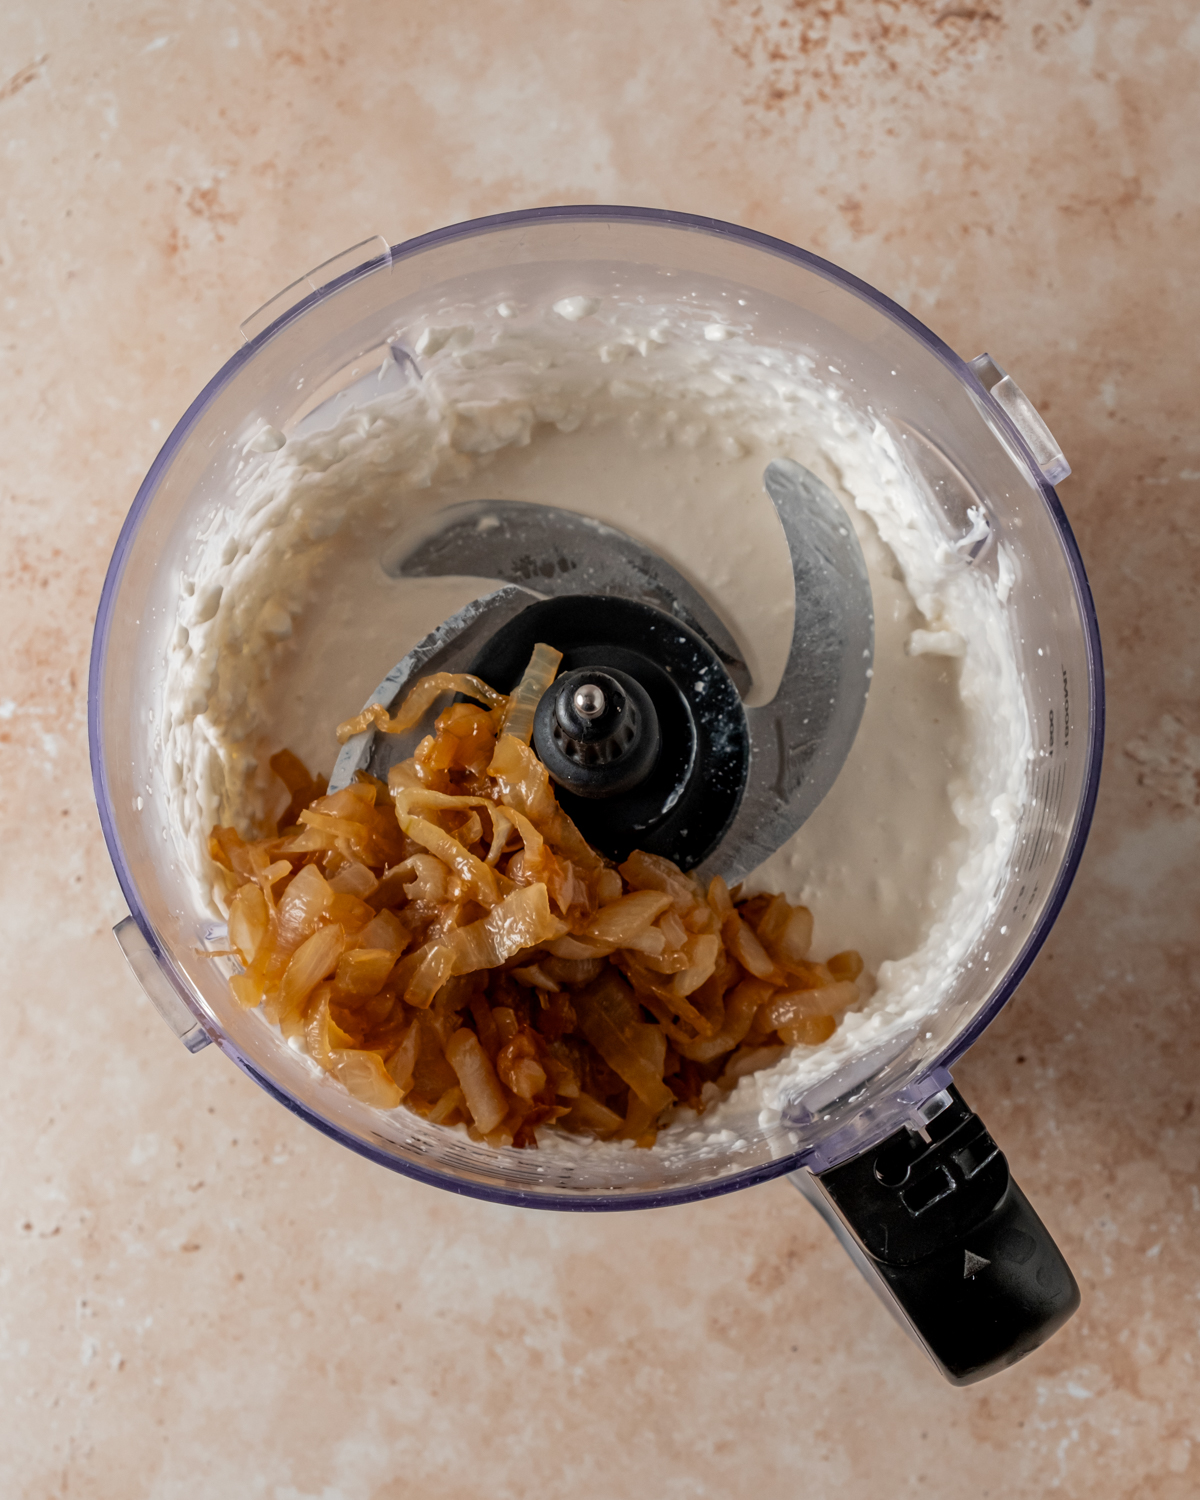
left=161, top=297, right=1029, bottom=1143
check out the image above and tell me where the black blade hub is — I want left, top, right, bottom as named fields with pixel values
left=468, top=594, right=749, bottom=869
left=535, top=667, right=662, bottom=799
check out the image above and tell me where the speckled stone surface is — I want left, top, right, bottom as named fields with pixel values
left=2, top=3, right=1199, bottom=1495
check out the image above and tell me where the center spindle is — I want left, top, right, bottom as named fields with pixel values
left=572, top=683, right=607, bottom=720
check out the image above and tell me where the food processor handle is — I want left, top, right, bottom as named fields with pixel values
left=792, top=1084, right=1079, bottom=1385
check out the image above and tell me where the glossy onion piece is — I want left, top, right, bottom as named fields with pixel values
left=330, top=1049, right=404, bottom=1109
left=335, top=672, right=507, bottom=744
left=498, top=641, right=562, bottom=747
left=574, top=973, right=675, bottom=1113
left=279, top=923, right=345, bottom=1020
left=228, top=881, right=269, bottom=966
left=446, top=1028, right=509, bottom=1134
left=445, top=884, right=566, bottom=975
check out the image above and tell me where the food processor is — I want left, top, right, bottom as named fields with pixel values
left=89, top=207, right=1103, bottom=1385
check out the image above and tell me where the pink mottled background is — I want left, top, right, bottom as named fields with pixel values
left=1, top=2, right=1198, bottom=1496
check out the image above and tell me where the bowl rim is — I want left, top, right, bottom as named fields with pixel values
left=88, top=204, right=1105, bottom=1210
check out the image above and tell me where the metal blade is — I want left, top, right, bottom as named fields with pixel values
left=696, top=460, right=874, bottom=884
left=384, top=500, right=751, bottom=698
left=327, top=584, right=541, bottom=792
left=335, top=464, right=873, bottom=884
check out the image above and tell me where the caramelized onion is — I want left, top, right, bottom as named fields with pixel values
left=574, top=973, right=675, bottom=1113
left=336, top=672, right=507, bottom=744
left=445, top=1028, right=509, bottom=1134
left=216, top=647, right=867, bottom=1148
left=498, top=642, right=562, bottom=746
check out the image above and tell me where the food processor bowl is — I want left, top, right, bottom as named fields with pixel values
left=90, top=208, right=1102, bottom=1383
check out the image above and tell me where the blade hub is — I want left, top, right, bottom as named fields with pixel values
left=469, top=594, right=748, bottom=869
left=536, top=667, right=661, bottom=799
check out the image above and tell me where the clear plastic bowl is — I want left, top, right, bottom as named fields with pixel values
left=89, top=208, right=1103, bottom=1210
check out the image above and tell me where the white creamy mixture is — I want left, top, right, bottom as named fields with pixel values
left=162, top=298, right=1029, bottom=1142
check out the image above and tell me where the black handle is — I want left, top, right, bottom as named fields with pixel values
left=811, top=1085, right=1079, bottom=1385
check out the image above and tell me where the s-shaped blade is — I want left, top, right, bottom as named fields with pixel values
left=384, top=500, right=751, bottom=698
left=338, top=464, right=873, bottom=880
left=697, top=460, right=874, bottom=884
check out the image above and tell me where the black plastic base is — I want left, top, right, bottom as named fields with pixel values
left=869, top=1179, right=1079, bottom=1384
left=816, top=1087, right=1080, bottom=1385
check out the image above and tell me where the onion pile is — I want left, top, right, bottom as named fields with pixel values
left=210, top=647, right=865, bottom=1149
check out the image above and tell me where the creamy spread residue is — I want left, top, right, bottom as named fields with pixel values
left=160, top=299, right=1029, bottom=1145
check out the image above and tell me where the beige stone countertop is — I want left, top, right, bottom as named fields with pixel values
left=2, top=2, right=1198, bottom=1496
